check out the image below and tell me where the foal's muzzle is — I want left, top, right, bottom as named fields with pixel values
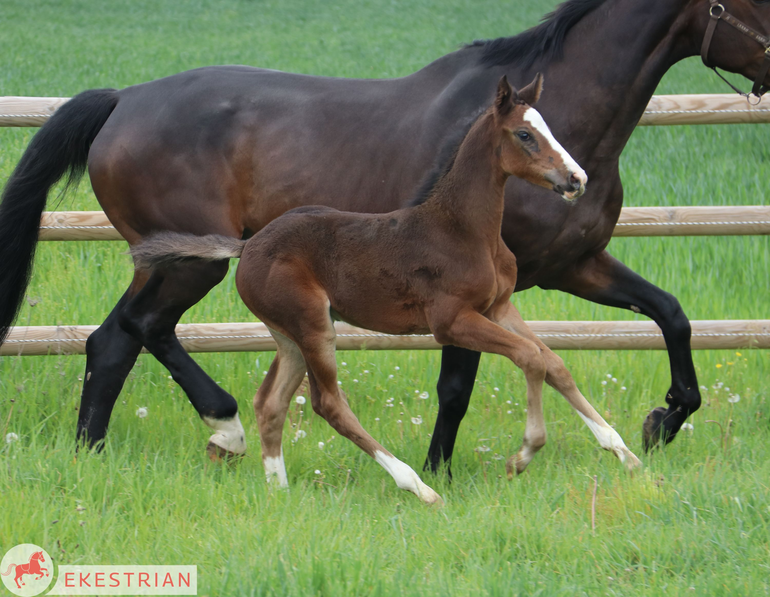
left=554, top=169, right=587, bottom=201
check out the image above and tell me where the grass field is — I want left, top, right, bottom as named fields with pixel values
left=1, top=1, right=769, bottom=595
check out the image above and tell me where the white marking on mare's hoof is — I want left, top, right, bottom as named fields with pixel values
left=374, top=451, right=443, bottom=505
left=203, top=413, right=247, bottom=457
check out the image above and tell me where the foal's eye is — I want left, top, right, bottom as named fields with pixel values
left=517, top=131, right=531, bottom=142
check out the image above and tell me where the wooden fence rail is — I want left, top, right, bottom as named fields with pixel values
left=3, top=320, right=769, bottom=356
left=3, top=94, right=770, bottom=127
left=37, top=206, right=770, bottom=240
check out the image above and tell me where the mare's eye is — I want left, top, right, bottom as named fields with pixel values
left=517, top=131, right=531, bottom=142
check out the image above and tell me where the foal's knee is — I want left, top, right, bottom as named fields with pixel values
left=516, top=343, right=547, bottom=381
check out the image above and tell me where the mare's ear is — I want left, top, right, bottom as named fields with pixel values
left=495, top=75, right=515, bottom=116
left=518, top=73, right=544, bottom=106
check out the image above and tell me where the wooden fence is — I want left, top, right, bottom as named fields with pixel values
left=1, top=93, right=769, bottom=354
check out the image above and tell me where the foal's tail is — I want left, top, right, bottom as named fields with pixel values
left=130, top=232, right=247, bottom=269
left=0, top=88, right=119, bottom=346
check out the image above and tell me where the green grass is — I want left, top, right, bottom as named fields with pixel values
left=1, top=1, right=769, bottom=595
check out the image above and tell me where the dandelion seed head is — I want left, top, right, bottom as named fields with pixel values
left=136, top=407, right=148, bottom=418
left=294, top=429, right=307, bottom=440
left=318, top=441, right=325, bottom=449
left=295, top=395, right=306, bottom=405
left=728, top=394, right=740, bottom=404
left=494, top=387, right=500, bottom=392
left=314, top=470, right=321, bottom=475
left=341, top=362, right=347, bottom=367
left=621, top=386, right=627, bottom=391
left=419, top=392, right=429, bottom=400
left=601, top=380, right=607, bottom=386
left=681, top=423, right=694, bottom=431
left=5, top=432, right=19, bottom=444
left=411, top=416, right=423, bottom=425
left=612, top=378, right=617, bottom=383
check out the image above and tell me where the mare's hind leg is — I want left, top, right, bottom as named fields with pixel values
left=490, top=301, right=641, bottom=471
left=431, top=306, right=548, bottom=475
left=254, top=329, right=306, bottom=487
left=78, top=285, right=144, bottom=449
left=117, top=260, right=246, bottom=459
left=266, top=300, right=441, bottom=504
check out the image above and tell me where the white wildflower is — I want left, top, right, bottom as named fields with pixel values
left=621, top=386, right=627, bottom=391
left=5, top=432, right=19, bottom=444
left=475, top=445, right=491, bottom=453
left=606, top=374, right=612, bottom=379
left=411, top=416, right=423, bottom=425
left=612, top=378, right=617, bottom=383
left=341, top=362, right=347, bottom=366
left=136, top=407, right=148, bottom=418
left=494, top=387, right=500, bottom=392
left=294, top=429, right=307, bottom=440
left=295, top=395, right=306, bottom=405
left=314, top=470, right=321, bottom=475
left=318, top=441, right=325, bottom=449
left=419, top=391, right=429, bottom=400
left=395, top=366, right=400, bottom=371
left=728, top=394, right=740, bottom=404
left=388, top=374, right=394, bottom=379
left=681, top=422, right=694, bottom=431
left=601, top=380, right=607, bottom=386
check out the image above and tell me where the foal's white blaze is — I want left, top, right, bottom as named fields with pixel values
left=576, top=411, right=641, bottom=467
left=203, top=413, right=247, bottom=455
left=374, top=451, right=442, bottom=504
left=522, top=107, right=587, bottom=198
left=264, top=447, right=289, bottom=488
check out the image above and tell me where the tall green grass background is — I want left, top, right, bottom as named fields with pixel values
left=1, top=1, right=768, bottom=595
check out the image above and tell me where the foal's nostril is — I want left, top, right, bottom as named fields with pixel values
left=569, top=173, right=582, bottom=191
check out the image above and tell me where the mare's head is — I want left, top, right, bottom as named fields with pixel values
left=493, top=75, right=586, bottom=201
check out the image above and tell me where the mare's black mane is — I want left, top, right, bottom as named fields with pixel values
left=469, top=0, right=608, bottom=68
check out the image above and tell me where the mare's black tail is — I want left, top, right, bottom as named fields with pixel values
left=0, top=88, right=119, bottom=345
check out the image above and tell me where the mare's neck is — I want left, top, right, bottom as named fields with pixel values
left=421, top=112, right=508, bottom=240
left=486, top=0, right=694, bottom=173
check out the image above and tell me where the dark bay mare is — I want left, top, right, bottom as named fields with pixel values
left=132, top=78, right=640, bottom=502
left=1, top=0, right=769, bottom=468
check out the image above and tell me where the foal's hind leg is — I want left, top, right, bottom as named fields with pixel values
left=431, top=306, right=548, bottom=475
left=267, top=301, right=441, bottom=504
left=254, top=329, right=306, bottom=487
left=490, top=301, right=641, bottom=471
left=117, top=260, right=246, bottom=460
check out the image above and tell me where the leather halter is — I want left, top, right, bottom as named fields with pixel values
left=701, top=0, right=770, bottom=98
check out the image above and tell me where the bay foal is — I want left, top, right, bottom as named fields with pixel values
left=134, top=76, right=641, bottom=503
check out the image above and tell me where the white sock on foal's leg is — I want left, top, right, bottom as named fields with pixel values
left=374, top=451, right=442, bottom=504
left=263, top=447, right=289, bottom=488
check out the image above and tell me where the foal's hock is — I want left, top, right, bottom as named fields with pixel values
left=134, top=76, right=640, bottom=504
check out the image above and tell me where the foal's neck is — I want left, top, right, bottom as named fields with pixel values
left=421, top=112, right=507, bottom=239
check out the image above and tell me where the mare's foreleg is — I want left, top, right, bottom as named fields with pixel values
left=552, top=251, right=700, bottom=451
left=491, top=301, right=641, bottom=471
left=431, top=307, right=548, bottom=475
left=254, top=329, right=307, bottom=487
left=424, top=346, right=481, bottom=477
left=117, top=260, right=246, bottom=459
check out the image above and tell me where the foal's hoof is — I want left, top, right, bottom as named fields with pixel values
left=620, top=449, right=643, bottom=472
left=505, top=455, right=527, bottom=480
left=206, top=441, right=244, bottom=464
left=642, top=406, right=668, bottom=452
left=417, top=485, right=444, bottom=506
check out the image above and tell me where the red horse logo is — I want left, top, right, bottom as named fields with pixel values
left=1, top=551, right=49, bottom=589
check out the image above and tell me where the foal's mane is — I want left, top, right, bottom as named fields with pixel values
left=407, top=106, right=488, bottom=207
left=468, top=0, right=608, bottom=68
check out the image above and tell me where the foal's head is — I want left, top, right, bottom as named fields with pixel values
left=493, top=75, right=586, bottom=201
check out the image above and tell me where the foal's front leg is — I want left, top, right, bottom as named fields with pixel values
left=431, top=306, right=549, bottom=475
left=489, top=301, right=642, bottom=470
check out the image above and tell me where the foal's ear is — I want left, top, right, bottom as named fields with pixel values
left=518, top=73, right=544, bottom=106
left=495, top=75, right=515, bottom=116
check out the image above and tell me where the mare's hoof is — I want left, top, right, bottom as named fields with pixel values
left=206, top=441, right=244, bottom=464
left=622, top=449, right=643, bottom=472
left=642, top=406, right=668, bottom=452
